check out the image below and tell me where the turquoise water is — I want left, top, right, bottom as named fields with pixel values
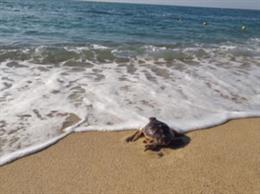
left=0, top=1, right=260, bottom=165
left=1, top=0, right=260, bottom=46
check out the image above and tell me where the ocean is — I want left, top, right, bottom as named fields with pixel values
left=0, top=0, right=260, bottom=165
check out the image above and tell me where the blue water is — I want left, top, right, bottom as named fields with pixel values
left=1, top=0, right=260, bottom=46
left=1, top=1, right=260, bottom=165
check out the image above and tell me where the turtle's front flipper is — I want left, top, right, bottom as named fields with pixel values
left=125, top=129, right=144, bottom=142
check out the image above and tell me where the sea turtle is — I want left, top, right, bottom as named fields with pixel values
left=126, top=117, right=181, bottom=151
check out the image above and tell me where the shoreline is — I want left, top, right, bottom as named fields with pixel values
left=0, top=118, right=260, bottom=194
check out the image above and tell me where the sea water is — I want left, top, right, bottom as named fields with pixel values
left=0, top=0, right=260, bottom=165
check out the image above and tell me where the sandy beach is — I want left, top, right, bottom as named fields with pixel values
left=1, top=1, right=260, bottom=194
left=0, top=118, right=259, bottom=194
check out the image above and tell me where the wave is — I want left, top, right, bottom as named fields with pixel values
left=1, top=39, right=259, bottom=64
left=0, top=40, right=260, bottom=165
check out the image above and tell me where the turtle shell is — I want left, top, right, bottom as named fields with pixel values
left=143, top=117, right=175, bottom=145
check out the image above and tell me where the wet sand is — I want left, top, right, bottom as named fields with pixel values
left=0, top=118, right=259, bottom=194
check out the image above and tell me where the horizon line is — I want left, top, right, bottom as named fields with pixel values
left=81, top=0, right=260, bottom=11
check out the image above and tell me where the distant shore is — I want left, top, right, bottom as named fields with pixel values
left=0, top=118, right=260, bottom=194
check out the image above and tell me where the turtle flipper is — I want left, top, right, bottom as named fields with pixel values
left=144, top=143, right=161, bottom=152
left=125, top=129, right=144, bottom=142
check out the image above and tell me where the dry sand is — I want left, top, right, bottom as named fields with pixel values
left=0, top=118, right=260, bottom=194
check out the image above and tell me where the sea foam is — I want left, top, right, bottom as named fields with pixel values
left=0, top=40, right=260, bottom=165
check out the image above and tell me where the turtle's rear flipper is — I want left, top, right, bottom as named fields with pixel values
left=171, top=128, right=184, bottom=137
left=144, top=143, right=161, bottom=152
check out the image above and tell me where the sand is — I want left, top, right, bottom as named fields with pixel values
left=0, top=118, right=259, bottom=194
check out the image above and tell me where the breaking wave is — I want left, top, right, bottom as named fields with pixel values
left=0, top=40, right=260, bottom=165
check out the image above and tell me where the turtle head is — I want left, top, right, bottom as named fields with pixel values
left=149, top=117, right=157, bottom=122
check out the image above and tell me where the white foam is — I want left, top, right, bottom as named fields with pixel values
left=0, top=132, right=69, bottom=166
left=92, top=44, right=109, bottom=50
left=0, top=41, right=260, bottom=165
left=0, top=119, right=85, bottom=166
